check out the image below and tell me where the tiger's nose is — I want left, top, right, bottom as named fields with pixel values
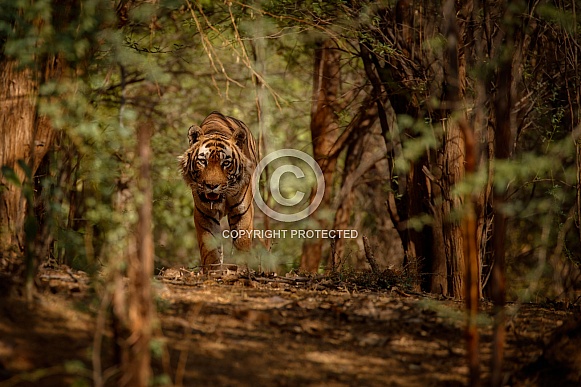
left=205, top=183, right=220, bottom=191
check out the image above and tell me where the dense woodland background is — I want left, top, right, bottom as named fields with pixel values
left=1, top=0, right=581, bottom=385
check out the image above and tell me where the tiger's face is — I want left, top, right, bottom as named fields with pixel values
left=191, top=138, right=240, bottom=202
left=182, top=125, right=250, bottom=204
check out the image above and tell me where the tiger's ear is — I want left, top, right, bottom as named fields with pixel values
left=232, top=127, right=246, bottom=148
left=188, top=125, right=202, bottom=146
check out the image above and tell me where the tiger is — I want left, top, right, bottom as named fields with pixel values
left=178, top=111, right=258, bottom=270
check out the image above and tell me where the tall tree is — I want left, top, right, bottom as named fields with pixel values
left=1, top=0, right=158, bottom=382
left=119, top=113, right=155, bottom=386
left=357, top=0, right=474, bottom=296
left=0, top=0, right=77, bottom=288
left=301, top=38, right=342, bottom=272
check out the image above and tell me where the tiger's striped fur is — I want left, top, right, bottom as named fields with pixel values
left=178, top=112, right=257, bottom=269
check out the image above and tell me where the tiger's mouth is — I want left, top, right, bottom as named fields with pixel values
left=204, top=192, right=222, bottom=202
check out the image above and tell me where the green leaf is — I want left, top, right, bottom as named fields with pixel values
left=64, top=360, right=87, bottom=374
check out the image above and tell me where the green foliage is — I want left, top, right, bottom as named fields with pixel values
left=0, top=0, right=111, bottom=65
left=536, top=3, right=576, bottom=32
left=0, top=0, right=319, bottom=273
left=393, top=115, right=438, bottom=174
left=3, top=0, right=580, bottom=299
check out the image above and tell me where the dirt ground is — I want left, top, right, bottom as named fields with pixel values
left=0, top=266, right=579, bottom=386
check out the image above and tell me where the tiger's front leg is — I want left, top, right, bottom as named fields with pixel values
left=193, top=206, right=223, bottom=269
left=228, top=202, right=254, bottom=252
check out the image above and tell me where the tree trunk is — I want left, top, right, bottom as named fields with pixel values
left=490, top=20, right=516, bottom=387
left=578, top=142, right=581, bottom=244
left=300, top=39, right=341, bottom=272
left=0, top=62, right=37, bottom=266
left=0, top=0, right=72, bottom=283
left=472, top=0, right=494, bottom=299
left=119, top=116, right=154, bottom=387
left=429, top=121, right=466, bottom=298
left=0, top=58, right=56, bottom=273
left=442, top=121, right=466, bottom=298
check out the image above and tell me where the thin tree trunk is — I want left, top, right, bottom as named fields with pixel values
left=301, top=39, right=341, bottom=272
left=120, top=117, right=154, bottom=386
left=572, top=3, right=581, bottom=259
left=330, top=138, right=359, bottom=271
left=250, top=25, right=272, bottom=253
left=429, top=194, right=448, bottom=295
left=473, top=0, right=493, bottom=300
left=440, top=0, right=474, bottom=299
left=578, top=142, right=581, bottom=244
left=329, top=97, right=380, bottom=270
left=442, top=119, right=466, bottom=298
left=490, top=31, right=514, bottom=387
left=461, top=119, right=481, bottom=387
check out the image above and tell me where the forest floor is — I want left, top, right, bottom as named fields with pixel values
left=0, top=264, right=580, bottom=386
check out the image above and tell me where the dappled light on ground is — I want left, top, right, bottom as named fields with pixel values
left=0, top=266, right=578, bottom=386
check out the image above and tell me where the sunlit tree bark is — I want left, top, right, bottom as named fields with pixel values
left=0, top=7, right=66, bottom=276
left=119, top=115, right=155, bottom=387
left=0, top=62, right=40, bottom=266
left=358, top=0, right=474, bottom=296
left=301, top=38, right=341, bottom=272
